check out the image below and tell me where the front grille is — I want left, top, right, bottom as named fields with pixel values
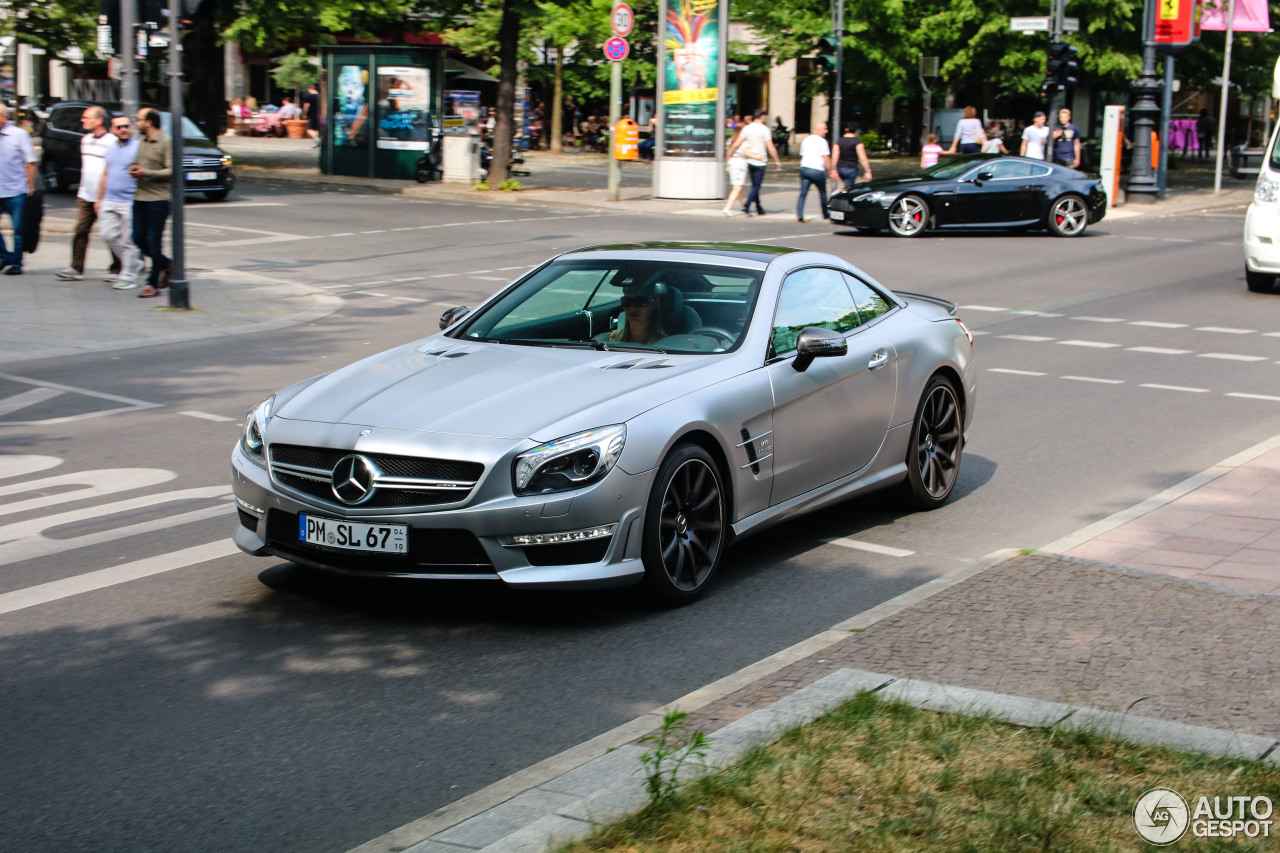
left=183, top=156, right=223, bottom=168
left=238, top=508, right=260, bottom=530
left=265, top=510, right=495, bottom=576
left=269, top=444, right=484, bottom=509
left=523, top=536, right=612, bottom=566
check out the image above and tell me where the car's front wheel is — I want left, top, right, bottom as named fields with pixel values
left=899, top=376, right=963, bottom=510
left=1047, top=194, right=1089, bottom=237
left=641, top=443, right=726, bottom=605
left=887, top=195, right=929, bottom=237
left=1245, top=267, right=1276, bottom=293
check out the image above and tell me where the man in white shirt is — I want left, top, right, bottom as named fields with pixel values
left=796, top=120, right=832, bottom=223
left=0, top=103, right=37, bottom=275
left=725, top=108, right=781, bottom=216
left=278, top=97, right=302, bottom=121
left=56, top=106, right=120, bottom=281
left=1020, top=111, right=1050, bottom=160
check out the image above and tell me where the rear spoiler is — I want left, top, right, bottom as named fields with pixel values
left=895, top=291, right=957, bottom=316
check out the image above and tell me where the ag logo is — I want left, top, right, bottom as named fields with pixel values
left=1134, top=788, right=1190, bottom=845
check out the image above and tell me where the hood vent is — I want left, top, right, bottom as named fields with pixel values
left=419, top=344, right=474, bottom=359
left=600, top=358, right=673, bottom=370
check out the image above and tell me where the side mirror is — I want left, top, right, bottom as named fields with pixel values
left=439, top=306, right=470, bottom=330
left=975, top=171, right=994, bottom=183
left=792, top=327, right=848, bottom=372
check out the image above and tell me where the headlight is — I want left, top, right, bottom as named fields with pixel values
left=865, top=191, right=889, bottom=203
left=221, top=154, right=234, bottom=167
left=513, top=425, right=626, bottom=495
left=241, top=395, right=274, bottom=460
left=1256, top=175, right=1280, bottom=203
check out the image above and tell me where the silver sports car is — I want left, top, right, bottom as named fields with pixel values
left=231, top=243, right=976, bottom=603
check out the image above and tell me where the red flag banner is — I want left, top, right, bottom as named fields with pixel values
left=1200, top=0, right=1271, bottom=31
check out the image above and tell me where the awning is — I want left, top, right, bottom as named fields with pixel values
left=446, top=57, right=497, bottom=83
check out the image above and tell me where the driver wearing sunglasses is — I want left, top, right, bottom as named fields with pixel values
left=610, top=286, right=667, bottom=344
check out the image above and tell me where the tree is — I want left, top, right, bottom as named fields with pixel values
left=0, top=0, right=96, bottom=54
left=218, top=0, right=417, bottom=53
left=271, top=48, right=318, bottom=104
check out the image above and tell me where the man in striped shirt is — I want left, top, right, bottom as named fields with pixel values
left=55, top=106, right=121, bottom=281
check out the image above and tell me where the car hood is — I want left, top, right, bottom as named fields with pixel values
left=834, top=174, right=947, bottom=197
left=275, top=338, right=737, bottom=441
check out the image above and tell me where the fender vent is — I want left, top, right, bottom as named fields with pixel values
left=740, top=427, right=760, bottom=475
left=419, top=344, right=473, bottom=359
left=600, top=358, right=673, bottom=370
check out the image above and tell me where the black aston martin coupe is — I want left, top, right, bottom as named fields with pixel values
left=829, top=154, right=1107, bottom=238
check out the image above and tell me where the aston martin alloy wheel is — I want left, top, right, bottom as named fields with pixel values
left=642, top=444, right=726, bottom=604
left=900, top=376, right=963, bottom=509
left=1047, top=194, right=1089, bottom=237
left=887, top=195, right=929, bottom=237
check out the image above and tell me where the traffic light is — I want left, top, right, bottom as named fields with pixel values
left=1040, top=76, right=1058, bottom=100
left=1047, top=41, right=1079, bottom=89
left=817, top=35, right=840, bottom=71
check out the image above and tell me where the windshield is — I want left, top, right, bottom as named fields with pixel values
left=158, top=113, right=211, bottom=141
left=916, top=158, right=983, bottom=180
left=456, top=259, right=764, bottom=354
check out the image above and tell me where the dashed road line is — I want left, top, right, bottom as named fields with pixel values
left=1062, top=375, right=1124, bottom=384
left=1058, top=340, right=1121, bottom=348
left=392, top=276, right=425, bottom=283
left=1141, top=384, right=1208, bottom=393
left=988, top=368, right=1047, bottom=376
left=330, top=232, right=355, bottom=237
left=361, top=230, right=386, bottom=234
left=1199, top=353, right=1268, bottom=361
left=1071, top=316, right=1125, bottom=323
left=998, top=334, right=1052, bottom=342
left=179, top=411, right=236, bottom=423
left=390, top=297, right=427, bottom=303
left=830, top=538, right=914, bottom=557
left=959, top=305, right=1008, bottom=312
left=355, top=291, right=390, bottom=297
left=1130, top=321, right=1187, bottom=328
left=430, top=272, right=459, bottom=278
left=1227, top=393, right=1280, bottom=402
left=1013, top=310, right=1063, bottom=317
left=1195, top=326, right=1255, bottom=334
left=1127, top=346, right=1191, bottom=355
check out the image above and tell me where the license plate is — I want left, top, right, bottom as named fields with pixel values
left=830, top=210, right=845, bottom=221
left=186, top=171, right=217, bottom=181
left=299, top=514, right=408, bottom=553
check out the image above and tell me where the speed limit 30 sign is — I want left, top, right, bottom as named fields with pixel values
left=611, top=3, right=634, bottom=37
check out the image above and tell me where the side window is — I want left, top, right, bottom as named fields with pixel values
left=986, top=161, right=1034, bottom=179
left=843, top=274, right=893, bottom=325
left=49, top=107, right=83, bottom=133
left=771, top=267, right=859, bottom=357
left=1028, top=165, right=1053, bottom=177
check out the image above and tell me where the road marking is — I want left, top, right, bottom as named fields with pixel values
left=1264, top=332, right=1280, bottom=338
left=0, top=540, right=240, bottom=615
left=355, top=292, right=390, bottom=297
left=1227, top=392, right=1280, bottom=402
left=830, top=537, right=914, bottom=557
left=361, top=230, right=386, bottom=234
left=960, top=305, right=1008, bottom=312
left=471, top=276, right=508, bottom=281
left=392, top=276, right=425, bottom=283
left=988, top=368, right=1047, bottom=376
left=430, top=273, right=458, bottom=278
left=392, top=227, right=416, bottom=231
left=0, top=387, right=63, bottom=416
left=1062, top=375, right=1124, bottom=384
left=1071, top=316, right=1125, bottom=323
left=1127, top=346, right=1191, bottom=355
left=1199, top=353, right=1268, bottom=361
left=330, top=232, right=356, bottom=237
left=319, top=284, right=349, bottom=290
left=180, top=410, right=236, bottom=422
left=0, top=373, right=162, bottom=425
left=192, top=202, right=286, bottom=208
left=1195, top=326, right=1255, bottom=334
left=496, top=266, right=528, bottom=271
left=391, top=296, right=427, bottom=303
left=998, top=335, right=1053, bottom=342
left=357, top=281, right=389, bottom=286
left=0, top=467, right=177, bottom=517
left=1013, top=310, right=1063, bottom=317
left=1125, top=235, right=1158, bottom=240
left=1130, top=321, right=1187, bottom=328
left=1058, top=340, right=1121, bottom=348
left=1141, top=384, right=1209, bottom=393
left=1162, top=238, right=1194, bottom=243
left=0, top=455, right=62, bottom=480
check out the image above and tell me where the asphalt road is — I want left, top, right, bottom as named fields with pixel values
left=3, top=187, right=1277, bottom=852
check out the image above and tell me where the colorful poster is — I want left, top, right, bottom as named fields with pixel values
left=334, top=65, right=369, bottom=148
left=376, top=66, right=431, bottom=150
left=661, top=0, right=721, bottom=158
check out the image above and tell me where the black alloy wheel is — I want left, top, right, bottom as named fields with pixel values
left=900, top=376, right=963, bottom=509
left=887, top=195, right=929, bottom=237
left=641, top=444, right=726, bottom=605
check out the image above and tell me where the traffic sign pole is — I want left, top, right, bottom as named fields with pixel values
left=606, top=5, right=631, bottom=202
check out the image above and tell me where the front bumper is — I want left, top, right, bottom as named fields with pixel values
left=1244, top=201, right=1280, bottom=273
left=230, top=439, right=651, bottom=590
left=183, top=165, right=235, bottom=194
left=828, top=196, right=890, bottom=229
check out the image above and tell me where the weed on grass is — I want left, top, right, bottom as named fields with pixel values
left=561, top=692, right=1280, bottom=852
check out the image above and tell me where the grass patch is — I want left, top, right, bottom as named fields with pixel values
left=560, top=692, right=1280, bottom=852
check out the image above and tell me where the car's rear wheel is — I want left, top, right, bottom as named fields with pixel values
left=887, top=195, right=929, bottom=237
left=641, top=444, right=726, bottom=605
left=899, top=376, right=963, bottom=510
left=1245, top=268, right=1276, bottom=293
left=1047, top=194, right=1089, bottom=237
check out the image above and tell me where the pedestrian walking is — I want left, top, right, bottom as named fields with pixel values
left=946, top=106, right=986, bottom=155
left=55, top=106, right=121, bottom=282
left=0, top=103, right=37, bottom=276
left=96, top=115, right=142, bottom=290
left=722, top=123, right=747, bottom=215
left=981, top=123, right=1007, bottom=154
left=727, top=108, right=780, bottom=216
left=302, top=83, right=321, bottom=147
left=1197, top=108, right=1215, bottom=162
left=128, top=109, right=172, bottom=299
left=832, top=124, right=872, bottom=187
left=920, top=133, right=944, bottom=169
left=1020, top=111, right=1050, bottom=160
left=795, top=121, right=832, bottom=223
left=1050, top=107, right=1081, bottom=169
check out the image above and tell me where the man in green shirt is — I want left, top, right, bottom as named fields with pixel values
left=128, top=109, right=172, bottom=298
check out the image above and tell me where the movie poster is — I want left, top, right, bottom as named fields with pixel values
left=334, top=65, right=368, bottom=147
left=661, top=0, right=721, bottom=158
left=376, top=66, right=431, bottom=150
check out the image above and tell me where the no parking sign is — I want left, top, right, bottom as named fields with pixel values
left=604, top=36, right=630, bottom=62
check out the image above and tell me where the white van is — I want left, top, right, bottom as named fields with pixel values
left=1244, top=76, right=1280, bottom=293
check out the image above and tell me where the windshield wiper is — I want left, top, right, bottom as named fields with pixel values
left=601, top=344, right=666, bottom=354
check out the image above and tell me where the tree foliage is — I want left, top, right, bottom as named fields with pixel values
left=0, top=0, right=96, bottom=53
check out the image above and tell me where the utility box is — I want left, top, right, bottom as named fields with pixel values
left=320, top=45, right=444, bottom=181
left=443, top=135, right=480, bottom=184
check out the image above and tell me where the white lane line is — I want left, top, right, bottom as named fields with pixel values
left=1162, top=238, right=1194, bottom=243
left=1130, top=321, right=1187, bottom=328
left=1203, top=213, right=1247, bottom=218
left=496, top=266, right=528, bottom=271
left=357, top=280, right=389, bottom=286
left=471, top=276, right=509, bottom=281
left=830, top=537, right=914, bottom=557
left=430, top=273, right=458, bottom=278
left=179, top=410, right=236, bottom=423
left=194, top=202, right=286, bottom=208
left=960, top=305, right=1008, bottom=312
left=0, top=373, right=162, bottom=425
left=989, top=368, right=1047, bottom=376
left=1013, top=310, right=1064, bottom=317
left=1199, top=353, right=1268, bottom=361
left=1126, top=235, right=1158, bottom=240
left=330, top=232, right=355, bottom=237
left=392, top=276, right=425, bottom=283
left=392, top=227, right=416, bottom=231
left=0, top=455, right=62, bottom=480
left=318, top=284, right=349, bottom=290
left=361, top=230, right=387, bottom=234
left=1058, top=340, right=1121, bottom=348
left=355, top=291, right=390, bottom=297
left=0, top=540, right=240, bottom=616
left=390, top=297, right=427, bottom=303
left=1141, top=384, right=1209, bottom=393
left=1264, top=332, right=1280, bottom=338
left=0, top=387, right=64, bottom=416
left=1127, top=346, right=1192, bottom=355
left=1227, top=392, right=1280, bottom=402
left=1195, top=326, right=1256, bottom=334
left=1062, top=375, right=1124, bottom=384
left=970, top=330, right=991, bottom=336
left=1072, top=316, right=1125, bottom=323
left=999, top=334, right=1053, bottom=342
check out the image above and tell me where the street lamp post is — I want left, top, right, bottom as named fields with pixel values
left=1127, top=0, right=1163, bottom=203
left=166, top=0, right=188, bottom=308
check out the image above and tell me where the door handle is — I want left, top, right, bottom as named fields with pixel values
left=934, top=190, right=957, bottom=196
left=868, top=349, right=888, bottom=370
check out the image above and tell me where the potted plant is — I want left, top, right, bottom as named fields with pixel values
left=271, top=50, right=318, bottom=139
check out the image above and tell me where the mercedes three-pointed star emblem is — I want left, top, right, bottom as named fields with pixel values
left=331, top=454, right=376, bottom=505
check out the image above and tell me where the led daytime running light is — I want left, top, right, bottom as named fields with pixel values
left=501, top=524, right=617, bottom=547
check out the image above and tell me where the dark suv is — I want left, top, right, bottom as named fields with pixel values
left=40, top=100, right=235, bottom=201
